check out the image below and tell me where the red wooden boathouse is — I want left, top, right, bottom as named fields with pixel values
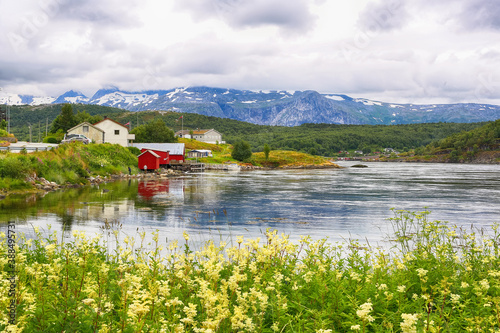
left=132, top=143, right=185, bottom=164
left=140, top=148, right=170, bottom=166
left=138, top=150, right=160, bottom=171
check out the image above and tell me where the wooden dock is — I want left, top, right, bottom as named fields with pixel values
left=170, top=161, right=205, bottom=172
left=204, top=163, right=241, bottom=171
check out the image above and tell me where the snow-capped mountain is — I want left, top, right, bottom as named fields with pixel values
left=0, top=93, right=55, bottom=105
left=53, top=90, right=89, bottom=104
left=2, top=86, right=500, bottom=126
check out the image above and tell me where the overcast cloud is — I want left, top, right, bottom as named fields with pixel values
left=0, top=0, right=499, bottom=104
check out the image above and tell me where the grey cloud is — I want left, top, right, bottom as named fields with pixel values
left=460, top=0, right=500, bottom=30
left=176, top=0, right=316, bottom=31
left=227, top=0, right=315, bottom=30
left=54, top=0, right=141, bottom=27
left=164, top=42, right=240, bottom=76
left=358, top=0, right=410, bottom=32
left=478, top=49, right=500, bottom=60
left=0, top=60, right=73, bottom=84
left=416, top=0, right=500, bottom=31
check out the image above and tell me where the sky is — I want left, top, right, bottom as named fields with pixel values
left=0, top=0, right=500, bottom=105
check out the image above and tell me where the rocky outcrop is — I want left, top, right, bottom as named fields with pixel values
left=0, top=137, right=17, bottom=143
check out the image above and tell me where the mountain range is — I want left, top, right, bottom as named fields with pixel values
left=1, top=86, right=499, bottom=126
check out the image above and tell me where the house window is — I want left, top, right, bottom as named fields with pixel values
left=115, top=130, right=120, bottom=135
left=83, top=125, right=89, bottom=133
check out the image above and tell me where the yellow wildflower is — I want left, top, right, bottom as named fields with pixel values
left=400, top=313, right=418, bottom=333
left=356, top=301, right=375, bottom=322
left=82, top=298, right=95, bottom=306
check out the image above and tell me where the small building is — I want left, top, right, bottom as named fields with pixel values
left=138, top=150, right=160, bottom=171
left=93, top=118, right=135, bottom=147
left=67, top=117, right=135, bottom=147
left=140, top=148, right=170, bottom=166
left=67, top=122, right=105, bottom=144
left=131, top=143, right=185, bottom=163
left=384, top=148, right=400, bottom=155
left=187, top=149, right=213, bottom=158
left=175, top=129, right=224, bottom=144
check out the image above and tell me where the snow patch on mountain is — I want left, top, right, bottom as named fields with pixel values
left=324, top=95, right=344, bottom=101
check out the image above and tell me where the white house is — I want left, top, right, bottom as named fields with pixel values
left=175, top=129, right=224, bottom=144
left=93, top=118, right=135, bottom=147
left=67, top=117, right=135, bottom=147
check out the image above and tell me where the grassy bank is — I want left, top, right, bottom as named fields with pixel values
left=1, top=210, right=499, bottom=332
left=180, top=139, right=336, bottom=168
left=0, top=143, right=138, bottom=192
left=251, top=150, right=336, bottom=168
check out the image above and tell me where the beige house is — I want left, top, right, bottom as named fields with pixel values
left=175, top=129, right=224, bottom=144
left=67, top=122, right=104, bottom=143
left=67, top=118, right=135, bottom=147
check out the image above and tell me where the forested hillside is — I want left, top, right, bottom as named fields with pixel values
left=416, top=119, right=500, bottom=162
left=8, top=104, right=489, bottom=155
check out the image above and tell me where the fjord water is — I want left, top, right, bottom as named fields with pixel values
left=1, top=162, right=499, bottom=247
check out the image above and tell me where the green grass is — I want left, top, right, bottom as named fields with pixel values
left=250, top=150, right=335, bottom=168
left=0, top=143, right=139, bottom=192
left=1, top=210, right=499, bottom=332
left=181, top=139, right=338, bottom=168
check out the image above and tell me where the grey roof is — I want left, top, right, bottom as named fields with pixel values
left=131, top=143, right=185, bottom=155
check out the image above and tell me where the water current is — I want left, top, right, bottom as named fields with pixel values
left=1, top=161, right=499, bottom=248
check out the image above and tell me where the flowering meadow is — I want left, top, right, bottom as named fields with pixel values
left=1, top=210, right=500, bottom=332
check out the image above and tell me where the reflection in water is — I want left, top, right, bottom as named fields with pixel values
left=138, top=178, right=185, bottom=200
left=1, top=162, right=499, bottom=249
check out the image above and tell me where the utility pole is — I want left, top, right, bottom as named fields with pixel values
left=7, top=106, right=10, bottom=134
left=0, top=87, right=8, bottom=134
left=28, top=123, right=32, bottom=142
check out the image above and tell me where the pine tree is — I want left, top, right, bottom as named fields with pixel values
left=50, top=104, right=77, bottom=133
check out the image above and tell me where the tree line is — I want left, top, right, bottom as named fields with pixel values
left=7, top=104, right=489, bottom=155
left=416, top=119, right=500, bottom=161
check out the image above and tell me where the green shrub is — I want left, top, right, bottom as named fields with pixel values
left=231, top=140, right=252, bottom=161
left=127, top=146, right=141, bottom=156
left=0, top=156, right=28, bottom=179
left=0, top=177, right=32, bottom=190
left=43, top=136, right=59, bottom=144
